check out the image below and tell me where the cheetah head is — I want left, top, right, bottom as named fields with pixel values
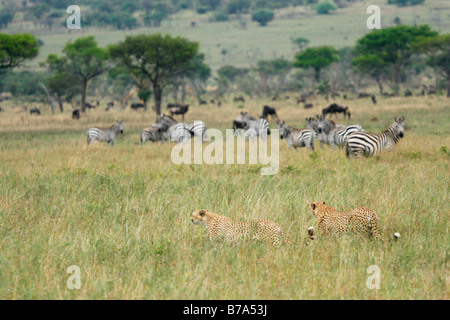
left=191, top=209, right=209, bottom=226
left=309, top=201, right=327, bottom=217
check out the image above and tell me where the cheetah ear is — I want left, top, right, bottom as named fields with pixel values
left=311, top=203, right=316, bottom=210
left=323, top=201, right=326, bottom=205
left=199, top=210, right=206, bottom=216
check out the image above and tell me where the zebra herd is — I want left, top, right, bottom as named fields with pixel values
left=284, top=115, right=405, bottom=158
left=85, top=112, right=406, bottom=159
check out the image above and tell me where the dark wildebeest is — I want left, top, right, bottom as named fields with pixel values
left=131, top=103, right=146, bottom=111
left=167, top=103, right=189, bottom=121
left=233, top=96, right=245, bottom=103
left=30, top=108, right=41, bottom=115
left=322, top=103, right=351, bottom=119
left=199, top=99, right=207, bottom=105
left=261, top=105, right=279, bottom=121
left=85, top=102, right=95, bottom=109
left=358, top=92, right=371, bottom=98
left=72, top=109, right=81, bottom=120
left=371, top=95, right=377, bottom=104
left=404, top=89, right=412, bottom=97
left=105, top=101, right=114, bottom=111
left=304, top=103, right=313, bottom=109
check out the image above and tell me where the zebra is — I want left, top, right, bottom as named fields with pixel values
left=317, top=117, right=364, bottom=148
left=87, top=120, right=124, bottom=146
left=244, top=118, right=269, bottom=139
left=346, top=116, right=405, bottom=158
left=140, top=127, right=169, bottom=145
left=152, top=114, right=207, bottom=141
left=185, top=120, right=207, bottom=141
left=167, top=123, right=192, bottom=143
left=278, top=120, right=315, bottom=151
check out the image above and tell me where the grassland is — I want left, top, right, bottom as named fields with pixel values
left=5, top=0, right=450, bottom=70
left=0, top=95, right=448, bottom=299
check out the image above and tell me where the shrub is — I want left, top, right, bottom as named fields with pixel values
left=315, top=1, right=337, bottom=14
left=251, top=8, right=275, bottom=27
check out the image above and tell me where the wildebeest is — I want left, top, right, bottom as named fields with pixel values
left=199, top=99, right=207, bottom=105
left=85, top=102, right=95, bottom=109
left=30, top=108, right=41, bottom=115
left=404, top=89, right=412, bottom=97
left=304, top=103, right=313, bottom=109
left=233, top=96, right=245, bottom=103
left=358, top=92, right=371, bottom=98
left=167, top=103, right=189, bottom=121
left=131, top=103, right=146, bottom=111
left=105, top=101, right=114, bottom=111
left=261, top=105, right=279, bottom=121
left=371, top=95, right=377, bottom=104
left=72, top=109, right=81, bottom=120
left=322, top=103, right=351, bottom=119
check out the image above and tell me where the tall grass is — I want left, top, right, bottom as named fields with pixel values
left=0, top=96, right=448, bottom=299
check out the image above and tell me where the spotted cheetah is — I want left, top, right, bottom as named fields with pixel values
left=309, top=201, right=381, bottom=240
left=190, top=209, right=290, bottom=246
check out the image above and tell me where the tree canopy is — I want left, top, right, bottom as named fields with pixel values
left=294, top=46, right=339, bottom=82
left=109, top=34, right=201, bottom=116
left=0, top=33, right=39, bottom=72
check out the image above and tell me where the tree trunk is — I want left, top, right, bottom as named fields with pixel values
left=153, top=84, right=162, bottom=117
left=315, top=68, right=321, bottom=84
left=394, top=64, right=401, bottom=96
left=376, top=77, right=384, bottom=95
left=447, top=71, right=450, bottom=98
left=81, top=80, right=88, bottom=112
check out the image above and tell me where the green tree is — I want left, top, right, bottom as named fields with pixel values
left=315, top=1, right=337, bottom=15
left=0, top=33, right=38, bottom=73
left=294, top=46, right=339, bottom=82
left=354, top=24, right=438, bottom=94
left=415, top=34, right=450, bottom=97
left=291, top=37, right=310, bottom=52
left=352, top=54, right=387, bottom=94
left=256, top=58, right=292, bottom=94
left=109, top=34, right=200, bottom=116
left=217, top=65, right=249, bottom=83
left=251, top=8, right=275, bottom=27
left=44, top=36, right=109, bottom=112
left=227, top=0, right=251, bottom=14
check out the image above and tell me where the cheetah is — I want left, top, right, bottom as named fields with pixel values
left=190, top=209, right=290, bottom=246
left=309, top=201, right=381, bottom=240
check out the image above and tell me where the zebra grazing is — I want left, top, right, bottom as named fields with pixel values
left=244, top=118, right=270, bottom=139
left=140, top=127, right=169, bottom=145
left=233, top=112, right=255, bottom=131
left=278, top=120, right=315, bottom=151
left=185, top=120, right=207, bottom=141
left=87, top=120, right=124, bottom=146
left=346, top=116, right=405, bottom=158
left=316, top=117, right=364, bottom=148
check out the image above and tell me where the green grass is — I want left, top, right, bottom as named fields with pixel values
left=6, top=0, right=450, bottom=71
left=0, top=95, right=448, bottom=299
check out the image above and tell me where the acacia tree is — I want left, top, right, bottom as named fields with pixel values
left=352, top=54, right=387, bottom=94
left=0, top=33, right=38, bottom=72
left=354, top=25, right=438, bottom=95
left=294, top=46, right=339, bottom=83
left=44, top=36, right=109, bottom=112
left=415, top=34, right=450, bottom=97
left=109, top=34, right=200, bottom=116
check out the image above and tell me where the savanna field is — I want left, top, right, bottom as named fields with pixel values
left=0, top=95, right=448, bottom=299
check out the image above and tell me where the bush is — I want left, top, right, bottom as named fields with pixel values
left=251, top=8, right=275, bottom=26
left=209, top=11, right=229, bottom=22
left=315, top=1, right=337, bottom=14
left=196, top=6, right=210, bottom=14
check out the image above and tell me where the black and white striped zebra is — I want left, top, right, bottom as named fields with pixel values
left=278, top=120, right=315, bottom=151
left=317, top=117, right=364, bottom=148
left=346, top=116, right=405, bottom=158
left=244, top=118, right=270, bottom=139
left=185, top=120, right=207, bottom=141
left=140, top=127, right=169, bottom=145
left=87, top=120, right=124, bottom=146
left=167, top=123, right=191, bottom=143
left=153, top=114, right=207, bottom=141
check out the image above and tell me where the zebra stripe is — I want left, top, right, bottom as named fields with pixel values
left=185, top=120, right=207, bottom=140
left=167, top=123, right=191, bottom=143
left=245, top=118, right=269, bottom=138
left=346, top=117, right=405, bottom=158
left=278, top=121, right=315, bottom=150
left=140, top=127, right=168, bottom=145
left=317, top=117, right=364, bottom=148
left=87, top=120, right=124, bottom=146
